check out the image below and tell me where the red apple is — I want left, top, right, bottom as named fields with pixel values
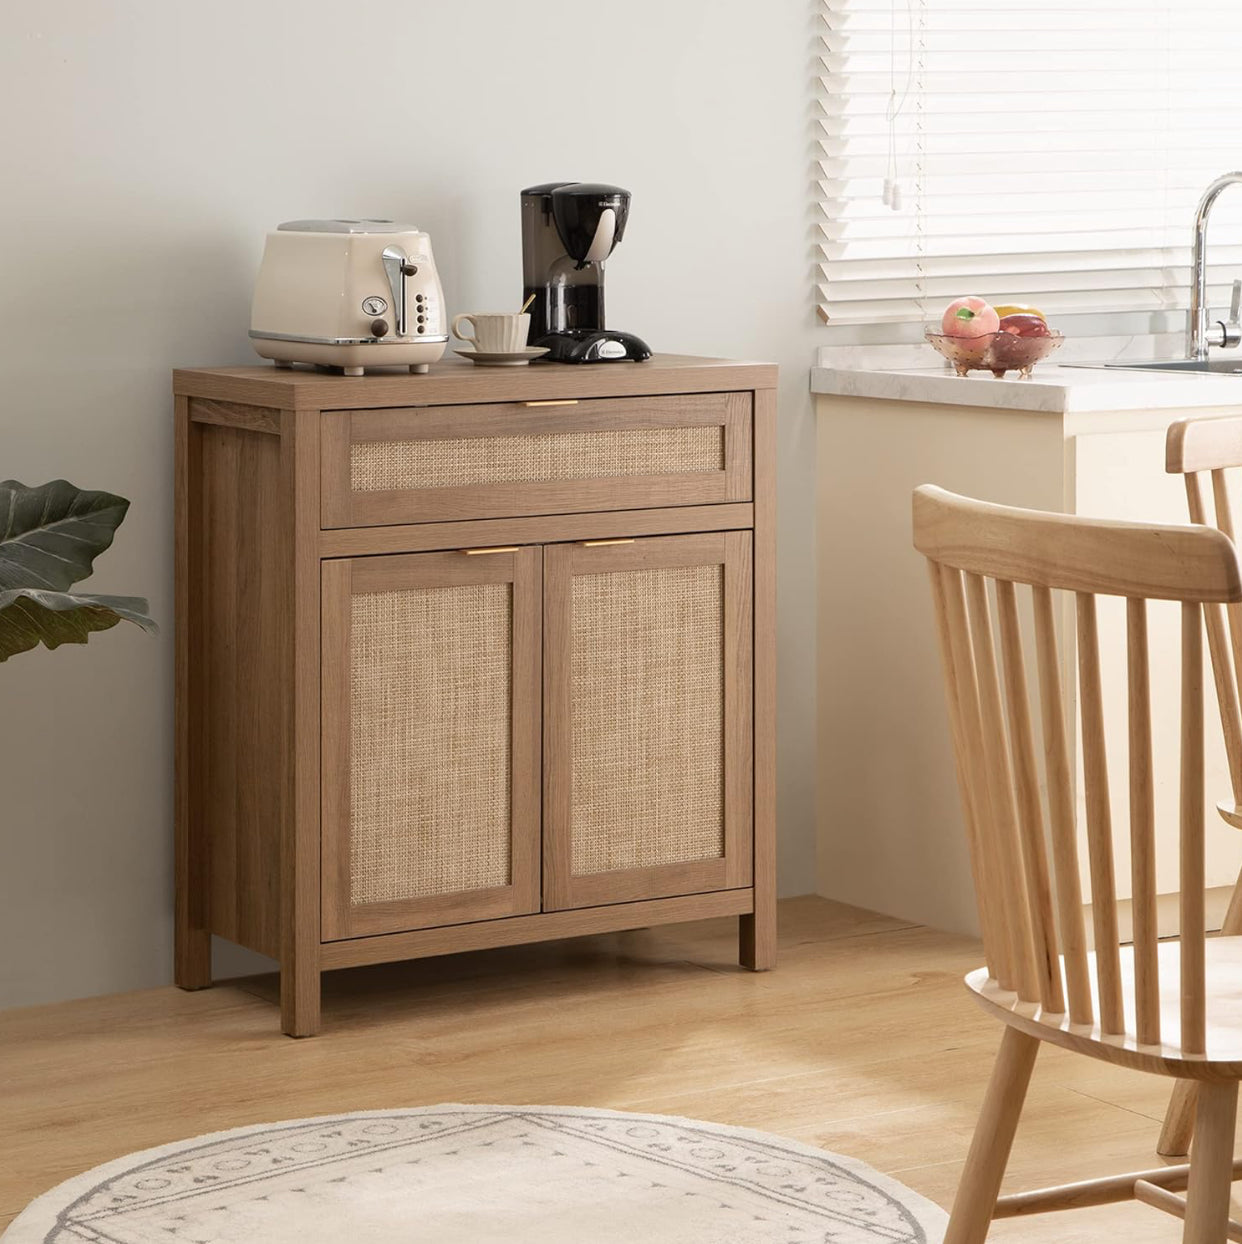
left=999, top=314, right=1052, bottom=338
left=941, top=297, right=1000, bottom=338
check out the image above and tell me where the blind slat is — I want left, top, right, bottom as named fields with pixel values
left=819, top=251, right=1242, bottom=282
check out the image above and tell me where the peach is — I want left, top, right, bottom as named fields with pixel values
left=941, top=297, right=1000, bottom=338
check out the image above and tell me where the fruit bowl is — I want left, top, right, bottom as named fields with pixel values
left=925, top=329, right=1064, bottom=379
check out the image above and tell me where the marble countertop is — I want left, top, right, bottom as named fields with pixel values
left=810, top=362, right=1242, bottom=414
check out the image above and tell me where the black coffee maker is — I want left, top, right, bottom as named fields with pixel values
left=520, top=182, right=652, bottom=363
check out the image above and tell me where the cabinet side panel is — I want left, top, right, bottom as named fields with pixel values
left=175, top=397, right=211, bottom=988
left=195, top=412, right=289, bottom=958
left=740, top=386, right=776, bottom=969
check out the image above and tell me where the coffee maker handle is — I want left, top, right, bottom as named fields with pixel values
left=582, top=208, right=617, bottom=264
left=451, top=313, right=479, bottom=346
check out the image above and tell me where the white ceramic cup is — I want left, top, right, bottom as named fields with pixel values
left=451, top=312, right=531, bottom=354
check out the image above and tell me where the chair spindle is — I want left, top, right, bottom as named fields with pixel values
left=1210, top=472, right=1242, bottom=800
left=1126, top=596, right=1160, bottom=1046
left=1181, top=600, right=1207, bottom=1056
left=926, top=562, right=1001, bottom=983
left=965, top=572, right=1040, bottom=1002
left=1075, top=591, right=1125, bottom=1035
left=1031, top=585, right=1094, bottom=1027
left=995, top=579, right=1064, bottom=1014
left=938, top=563, right=1012, bottom=987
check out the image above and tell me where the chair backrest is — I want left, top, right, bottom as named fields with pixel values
left=914, top=485, right=1242, bottom=1054
left=1167, top=415, right=1242, bottom=824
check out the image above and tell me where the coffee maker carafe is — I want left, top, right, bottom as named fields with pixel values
left=521, top=182, right=652, bottom=363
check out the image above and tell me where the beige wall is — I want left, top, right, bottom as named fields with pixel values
left=0, top=2, right=820, bottom=1007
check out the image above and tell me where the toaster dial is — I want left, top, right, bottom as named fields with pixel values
left=361, top=296, right=388, bottom=316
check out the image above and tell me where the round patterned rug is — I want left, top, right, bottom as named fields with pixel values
left=2, top=1105, right=948, bottom=1244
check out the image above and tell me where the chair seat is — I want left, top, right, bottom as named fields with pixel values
left=967, top=936, right=1242, bottom=1078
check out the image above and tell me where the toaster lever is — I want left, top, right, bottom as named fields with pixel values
left=381, top=246, right=418, bottom=336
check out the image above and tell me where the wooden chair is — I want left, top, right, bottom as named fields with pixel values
left=1160, top=413, right=1242, bottom=1158
left=914, top=484, right=1242, bottom=1244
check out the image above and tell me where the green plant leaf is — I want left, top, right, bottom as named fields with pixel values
left=0, top=587, right=157, bottom=662
left=0, top=479, right=131, bottom=592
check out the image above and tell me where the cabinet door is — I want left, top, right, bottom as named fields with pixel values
left=543, top=532, right=753, bottom=910
left=321, top=547, right=541, bottom=939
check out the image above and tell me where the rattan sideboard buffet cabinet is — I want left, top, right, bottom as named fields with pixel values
left=174, top=355, right=776, bottom=1035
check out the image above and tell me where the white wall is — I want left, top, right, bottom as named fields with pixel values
left=0, top=1, right=820, bottom=1007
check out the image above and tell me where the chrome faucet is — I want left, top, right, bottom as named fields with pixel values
left=1189, top=172, right=1242, bottom=360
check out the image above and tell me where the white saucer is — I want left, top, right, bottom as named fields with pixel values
left=455, top=346, right=550, bottom=367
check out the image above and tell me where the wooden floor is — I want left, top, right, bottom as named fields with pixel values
left=2, top=896, right=1234, bottom=1239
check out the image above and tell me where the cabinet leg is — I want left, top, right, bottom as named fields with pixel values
left=281, top=961, right=321, bottom=1038
left=174, top=926, right=212, bottom=991
left=739, top=908, right=776, bottom=971
left=173, top=793, right=211, bottom=992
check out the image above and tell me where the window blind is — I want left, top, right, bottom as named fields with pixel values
left=817, top=0, right=1242, bottom=329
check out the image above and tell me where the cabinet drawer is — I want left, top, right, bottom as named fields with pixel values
left=320, top=392, right=752, bottom=528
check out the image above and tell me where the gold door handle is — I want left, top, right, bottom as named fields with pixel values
left=461, top=545, right=520, bottom=555
left=581, top=538, right=636, bottom=547
left=522, top=399, right=579, bottom=407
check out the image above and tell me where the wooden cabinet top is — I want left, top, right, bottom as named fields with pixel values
left=174, top=354, right=778, bottom=411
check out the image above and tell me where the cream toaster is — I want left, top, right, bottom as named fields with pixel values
left=249, top=219, right=447, bottom=375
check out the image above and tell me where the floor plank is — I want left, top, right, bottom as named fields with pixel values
left=0, top=896, right=1224, bottom=1239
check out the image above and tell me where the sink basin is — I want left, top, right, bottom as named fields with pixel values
left=1066, top=358, right=1242, bottom=375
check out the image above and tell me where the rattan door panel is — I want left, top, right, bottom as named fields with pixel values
left=542, top=532, right=754, bottom=910
left=321, top=393, right=752, bottom=528
left=321, top=547, right=541, bottom=939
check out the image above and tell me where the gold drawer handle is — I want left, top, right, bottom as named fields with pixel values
left=461, top=545, right=520, bottom=556
left=522, top=399, right=579, bottom=407
left=581, top=538, right=636, bottom=547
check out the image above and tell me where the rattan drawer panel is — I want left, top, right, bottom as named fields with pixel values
left=321, top=392, right=752, bottom=528
left=351, top=424, right=723, bottom=492
left=350, top=582, right=513, bottom=905
left=570, top=564, right=725, bottom=875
